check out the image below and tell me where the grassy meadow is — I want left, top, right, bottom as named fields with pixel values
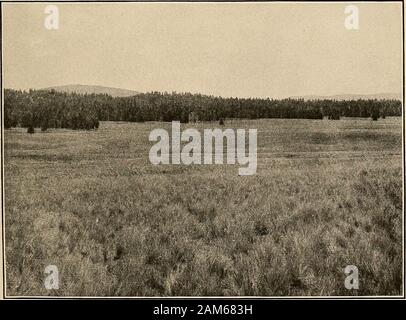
left=3, top=117, right=403, bottom=296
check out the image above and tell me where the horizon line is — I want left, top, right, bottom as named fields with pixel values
left=3, top=84, right=402, bottom=101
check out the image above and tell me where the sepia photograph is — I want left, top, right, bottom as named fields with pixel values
left=0, top=1, right=404, bottom=300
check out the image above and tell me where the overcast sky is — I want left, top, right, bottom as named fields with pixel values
left=2, top=2, right=403, bottom=99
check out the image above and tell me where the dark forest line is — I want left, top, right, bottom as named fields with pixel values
left=3, top=89, right=402, bottom=131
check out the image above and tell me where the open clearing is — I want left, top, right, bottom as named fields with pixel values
left=3, top=117, right=403, bottom=296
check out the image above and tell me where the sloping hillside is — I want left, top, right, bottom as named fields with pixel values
left=44, top=84, right=139, bottom=97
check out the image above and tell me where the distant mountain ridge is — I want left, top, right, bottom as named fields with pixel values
left=44, top=84, right=139, bottom=97
left=290, top=93, right=401, bottom=101
left=43, top=85, right=401, bottom=101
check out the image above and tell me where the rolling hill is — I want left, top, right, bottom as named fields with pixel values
left=44, top=84, right=139, bottom=97
left=290, top=93, right=401, bottom=101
